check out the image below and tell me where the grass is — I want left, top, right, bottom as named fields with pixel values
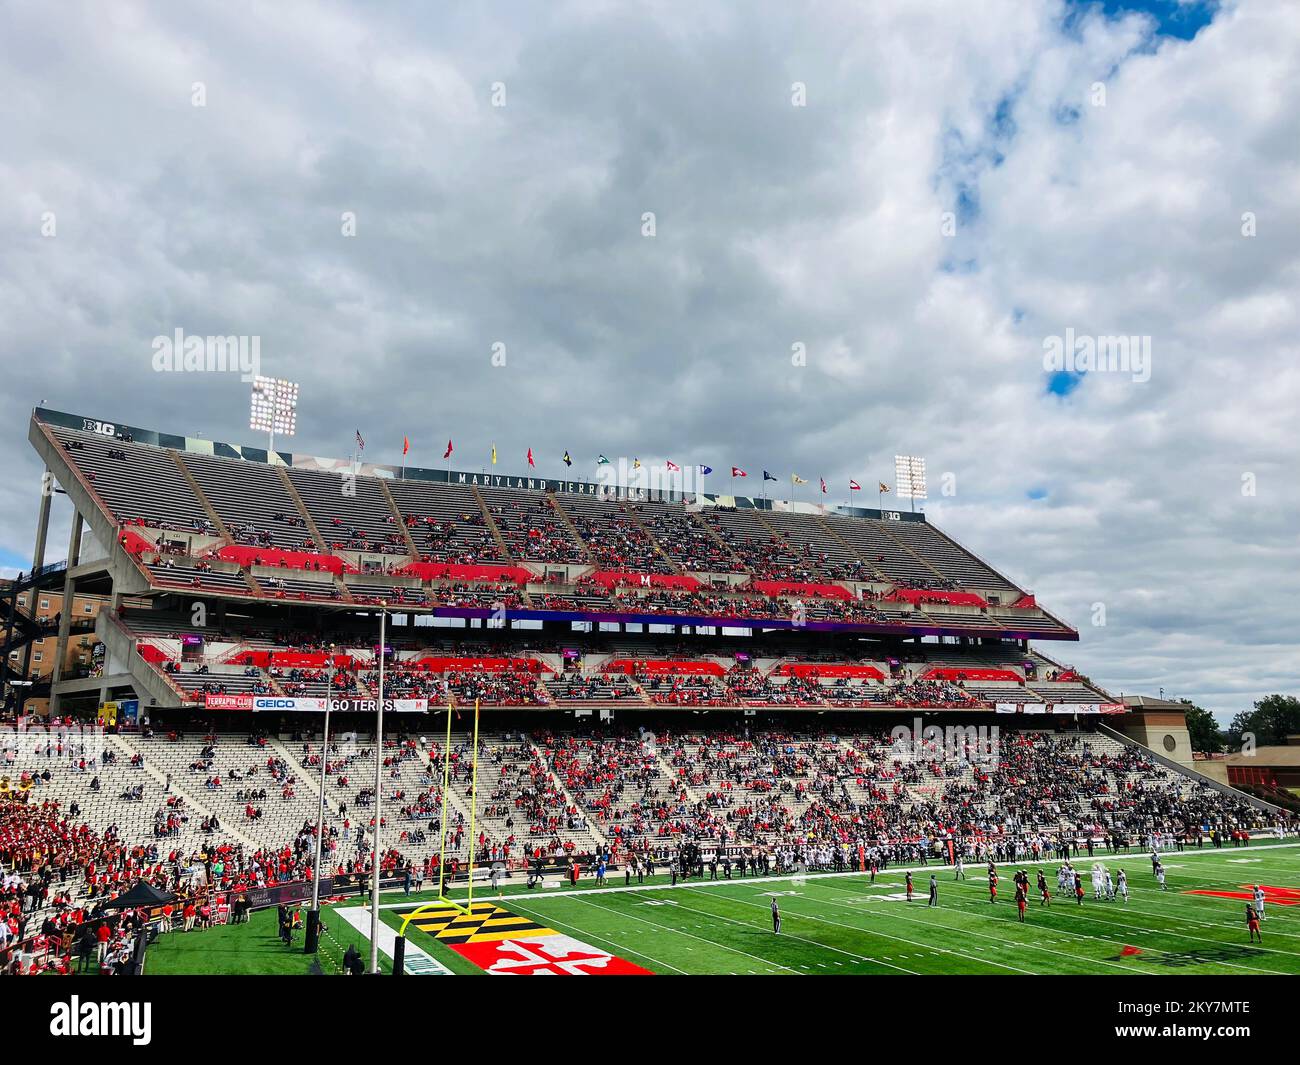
left=144, top=842, right=1300, bottom=975
left=145, top=900, right=374, bottom=976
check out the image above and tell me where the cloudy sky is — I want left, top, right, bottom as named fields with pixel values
left=1, top=0, right=1296, bottom=721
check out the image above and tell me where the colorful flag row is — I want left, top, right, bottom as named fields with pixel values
left=365, top=435, right=893, bottom=494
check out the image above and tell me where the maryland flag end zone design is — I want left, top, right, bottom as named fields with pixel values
left=397, top=901, right=652, bottom=975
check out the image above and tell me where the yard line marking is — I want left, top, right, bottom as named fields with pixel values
left=680, top=888, right=1022, bottom=975
left=824, top=879, right=1286, bottom=976
left=648, top=890, right=925, bottom=975
left=807, top=881, right=1164, bottom=975
left=558, top=892, right=804, bottom=975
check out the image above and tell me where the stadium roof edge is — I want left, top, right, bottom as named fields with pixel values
left=32, top=406, right=924, bottom=520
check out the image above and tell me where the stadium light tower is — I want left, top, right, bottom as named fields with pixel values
left=894, top=455, right=927, bottom=513
left=249, top=376, right=299, bottom=457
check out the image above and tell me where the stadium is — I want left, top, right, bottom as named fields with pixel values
left=4, top=0, right=1300, bottom=1045
left=2, top=405, right=1295, bottom=984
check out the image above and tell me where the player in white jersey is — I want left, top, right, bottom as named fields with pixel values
left=1155, top=863, right=1168, bottom=891
left=1116, top=869, right=1128, bottom=902
left=1104, top=869, right=1115, bottom=900
left=954, top=855, right=965, bottom=880
left=1253, top=885, right=1266, bottom=920
left=1091, top=863, right=1105, bottom=899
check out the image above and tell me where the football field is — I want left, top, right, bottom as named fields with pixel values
left=375, top=842, right=1300, bottom=976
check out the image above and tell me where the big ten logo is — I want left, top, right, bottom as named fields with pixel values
left=191, top=81, right=207, bottom=107
left=488, top=601, right=507, bottom=628
left=640, top=212, right=656, bottom=237
left=1090, top=601, right=1106, bottom=628
left=1241, top=211, right=1256, bottom=238
left=190, top=600, right=208, bottom=628
left=341, top=211, right=357, bottom=237
left=340, top=468, right=357, bottom=498
left=1241, top=472, right=1256, bottom=497
left=791, top=861, right=808, bottom=888
left=940, top=210, right=956, bottom=238
left=490, top=81, right=507, bottom=107
left=940, top=471, right=957, bottom=497
left=790, top=341, right=806, bottom=368
left=790, top=81, right=806, bottom=107
left=1090, top=81, right=1105, bottom=107
left=1240, top=732, right=1255, bottom=757
left=491, top=341, right=507, bottom=367
left=41, top=211, right=57, bottom=237
left=82, top=419, right=116, bottom=436
left=41, top=470, right=56, bottom=498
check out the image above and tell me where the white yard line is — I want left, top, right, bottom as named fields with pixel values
left=558, top=891, right=807, bottom=975
left=816, top=882, right=1287, bottom=976
left=679, top=887, right=1038, bottom=975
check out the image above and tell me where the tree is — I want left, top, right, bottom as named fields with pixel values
left=1249, top=694, right=1300, bottom=746
left=1222, top=694, right=1300, bottom=751
left=1178, top=699, right=1223, bottom=754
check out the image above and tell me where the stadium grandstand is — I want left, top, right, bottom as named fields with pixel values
left=2, top=407, right=1292, bottom=979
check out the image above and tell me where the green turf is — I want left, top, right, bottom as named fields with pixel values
left=144, top=899, right=378, bottom=975
left=143, top=842, right=1300, bottom=975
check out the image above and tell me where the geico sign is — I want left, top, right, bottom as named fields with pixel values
left=252, top=697, right=328, bottom=713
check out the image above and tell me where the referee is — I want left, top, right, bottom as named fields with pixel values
left=771, top=896, right=781, bottom=934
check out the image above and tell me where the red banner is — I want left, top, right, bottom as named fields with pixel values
left=397, top=562, right=534, bottom=584
left=605, top=659, right=725, bottom=676
left=587, top=571, right=701, bottom=590
left=216, top=544, right=347, bottom=574
left=886, top=588, right=988, bottom=607
left=923, top=667, right=1022, bottom=681
left=408, top=656, right=550, bottom=674
left=750, top=580, right=852, bottom=600
left=775, top=663, right=885, bottom=680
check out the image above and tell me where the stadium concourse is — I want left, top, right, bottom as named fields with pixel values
left=0, top=407, right=1291, bottom=977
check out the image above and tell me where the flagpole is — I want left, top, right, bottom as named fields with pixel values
left=466, top=698, right=481, bottom=908
left=437, top=698, right=453, bottom=900
left=368, top=605, right=386, bottom=974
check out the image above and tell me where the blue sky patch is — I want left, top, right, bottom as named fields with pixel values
left=1063, top=0, right=1219, bottom=41
left=1046, top=370, right=1084, bottom=396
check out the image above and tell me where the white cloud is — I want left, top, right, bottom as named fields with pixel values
left=0, top=0, right=1296, bottom=721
